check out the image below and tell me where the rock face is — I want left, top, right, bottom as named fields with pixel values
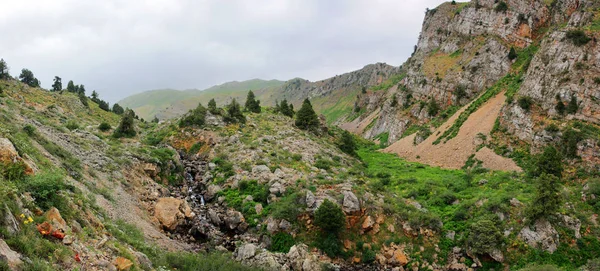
left=519, top=219, right=560, bottom=253
left=154, top=197, right=193, bottom=231
left=0, top=239, right=22, bottom=269
left=342, top=191, right=360, bottom=214
left=0, top=138, right=34, bottom=174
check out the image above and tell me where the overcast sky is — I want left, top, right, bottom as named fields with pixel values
left=0, top=0, right=448, bottom=103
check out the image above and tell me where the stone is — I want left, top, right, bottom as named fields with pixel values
left=0, top=239, right=22, bottom=269
left=252, top=165, right=271, bottom=174
left=342, top=191, right=360, bottom=214
left=133, top=251, right=153, bottom=271
left=518, top=219, right=559, bottom=253
left=489, top=249, right=504, bottom=263
left=478, top=179, right=488, bottom=185
left=208, top=209, right=222, bottom=226
left=510, top=198, right=523, bottom=207
left=154, top=197, right=188, bottom=231
left=255, top=203, right=263, bottom=215
left=204, top=185, right=222, bottom=202
left=62, top=235, right=74, bottom=245
left=362, top=216, right=375, bottom=231
left=3, top=205, right=20, bottom=235
left=287, top=244, right=308, bottom=270
left=114, top=256, right=133, bottom=271
left=45, top=207, right=67, bottom=231
left=266, top=217, right=279, bottom=234
left=391, top=249, right=409, bottom=266
left=0, top=138, right=33, bottom=175
left=269, top=182, right=284, bottom=195
left=208, top=163, right=217, bottom=171
left=388, top=224, right=395, bottom=233
left=446, top=231, right=456, bottom=240
left=279, top=219, right=291, bottom=231
left=305, top=190, right=316, bottom=208
left=235, top=243, right=257, bottom=261
left=143, top=163, right=159, bottom=178
left=559, top=214, right=581, bottom=239
left=224, top=210, right=246, bottom=231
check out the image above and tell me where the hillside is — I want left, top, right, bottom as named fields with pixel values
left=118, top=79, right=285, bottom=120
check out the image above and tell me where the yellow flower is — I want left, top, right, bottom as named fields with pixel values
left=19, top=214, right=25, bottom=218
left=27, top=217, right=33, bottom=223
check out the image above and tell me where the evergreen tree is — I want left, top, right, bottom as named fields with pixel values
left=0, top=59, right=9, bottom=80
left=338, top=130, right=357, bottom=156
left=279, top=99, right=294, bottom=117
left=98, top=100, right=110, bottom=112
left=224, top=99, right=246, bottom=124
left=555, top=94, right=565, bottom=115
left=179, top=103, right=207, bottom=127
left=314, top=199, right=346, bottom=234
left=152, top=116, right=159, bottom=123
left=112, top=103, right=125, bottom=115
left=533, top=146, right=563, bottom=178
left=567, top=94, right=578, bottom=114
left=507, top=47, right=518, bottom=60
left=19, top=69, right=40, bottom=87
left=78, top=84, right=86, bottom=95
left=244, top=90, right=261, bottom=113
left=467, top=219, right=503, bottom=254
left=113, top=110, right=137, bottom=138
left=208, top=98, right=218, bottom=114
left=67, top=80, right=76, bottom=93
left=91, top=90, right=99, bottom=101
left=78, top=92, right=88, bottom=107
left=51, top=76, right=62, bottom=92
left=295, top=99, right=319, bottom=131
left=527, top=173, right=562, bottom=220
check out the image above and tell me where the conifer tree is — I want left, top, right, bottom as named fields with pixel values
left=527, top=173, right=561, bottom=220
left=19, top=69, right=40, bottom=87
left=295, top=99, right=319, bottom=131
left=567, top=94, right=578, bottom=114
left=279, top=99, right=294, bottom=117
left=555, top=94, right=565, bottom=115
left=338, top=130, right=357, bottom=156
left=114, top=109, right=137, bottom=138
left=67, top=80, right=76, bottom=93
left=224, top=98, right=246, bottom=124
left=112, top=103, right=125, bottom=115
left=208, top=98, right=218, bottom=114
left=244, top=90, right=261, bottom=113
left=52, top=76, right=62, bottom=92
left=0, top=59, right=9, bottom=80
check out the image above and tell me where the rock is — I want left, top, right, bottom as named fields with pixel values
left=388, top=224, right=395, bottom=233
left=208, top=209, right=222, bottom=226
left=45, top=207, right=67, bottom=231
left=559, top=214, right=581, bottom=239
left=133, top=251, right=153, bottom=271
left=255, top=203, right=263, bottom=215
left=143, top=163, right=159, bottom=178
left=243, top=195, right=254, bottom=203
left=114, top=256, right=133, bottom=271
left=488, top=249, right=504, bottom=263
left=208, top=163, right=217, bottom=171
left=478, top=179, right=488, bottom=185
left=204, top=185, right=222, bottom=202
left=62, top=235, right=74, bottom=245
left=252, top=165, right=271, bottom=174
left=391, top=249, right=409, bottom=266
left=0, top=239, right=22, bottom=269
left=274, top=168, right=285, bottom=178
left=266, top=217, right=279, bottom=234
left=342, top=191, right=360, bottom=214
left=154, top=197, right=189, bottom=231
left=3, top=205, right=20, bottom=235
left=362, top=216, right=375, bottom=231
left=305, top=190, right=316, bottom=208
left=302, top=255, right=322, bottom=271
left=287, top=244, right=308, bottom=270
left=510, top=198, right=523, bottom=207
left=269, top=182, right=284, bottom=195
left=0, top=138, right=33, bottom=175
left=446, top=231, right=456, bottom=240
left=518, top=219, right=559, bottom=253
left=448, top=263, right=468, bottom=271
left=228, top=135, right=239, bottom=144
left=224, top=210, right=246, bottom=231
left=235, top=243, right=257, bottom=261
left=279, top=219, right=291, bottom=231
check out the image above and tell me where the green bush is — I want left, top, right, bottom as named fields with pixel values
left=427, top=99, right=440, bottom=116
left=532, top=146, right=563, bottom=178
left=566, top=30, right=591, bottom=46
left=271, top=193, right=301, bottom=221
left=560, top=127, right=583, bottom=159
left=114, top=110, right=137, bottom=138
left=518, top=264, right=561, bottom=271
left=314, top=199, right=345, bottom=234
left=361, top=249, right=376, bottom=263
left=98, top=122, right=112, bottom=131
left=180, top=103, right=207, bottom=127
left=314, top=159, right=332, bottom=170
left=314, top=233, right=345, bottom=258
left=270, top=232, right=295, bottom=253
left=65, top=120, right=79, bottom=131
left=518, top=96, right=533, bottom=111
left=508, top=47, right=518, bottom=60
left=0, top=161, right=27, bottom=182
left=527, top=173, right=561, bottom=221
left=23, top=125, right=36, bottom=136
left=337, top=130, right=357, bottom=156
left=17, top=172, right=74, bottom=216
left=223, top=99, right=246, bottom=124
left=495, top=1, right=508, bottom=12
left=467, top=219, right=503, bottom=254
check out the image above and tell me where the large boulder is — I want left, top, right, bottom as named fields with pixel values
left=0, top=138, right=34, bottom=175
left=154, top=197, right=193, bottom=231
left=518, top=219, right=559, bottom=253
left=234, top=243, right=257, bottom=261
left=204, top=185, right=222, bottom=202
left=0, top=239, right=22, bottom=269
left=224, top=210, right=247, bottom=232
left=342, top=191, right=360, bottom=214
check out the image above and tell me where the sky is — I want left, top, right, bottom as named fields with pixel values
left=0, top=0, right=448, bottom=103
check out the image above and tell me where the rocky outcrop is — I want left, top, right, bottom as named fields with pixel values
left=342, top=190, right=360, bottom=214
left=154, top=197, right=193, bottom=231
left=518, top=219, right=560, bottom=253
left=0, top=239, right=22, bottom=269
left=0, top=138, right=34, bottom=175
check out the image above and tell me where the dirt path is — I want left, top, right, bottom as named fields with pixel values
left=384, top=92, right=521, bottom=171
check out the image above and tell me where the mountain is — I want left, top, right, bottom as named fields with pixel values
left=118, top=79, right=285, bottom=120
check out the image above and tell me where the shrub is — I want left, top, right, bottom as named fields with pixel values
left=455, top=85, right=467, bottom=101
left=508, top=47, right=518, bottom=60
left=208, top=98, right=218, bottom=115
left=98, top=122, right=112, bottom=132
left=594, top=77, right=600, bottom=85
left=567, top=94, right=578, bottom=114
left=361, top=249, right=376, bottom=263
left=427, top=99, right=440, bottom=116
left=495, top=1, right=508, bottom=12
left=23, top=125, right=36, bottom=136
left=223, top=99, right=246, bottom=124
left=560, top=127, right=583, bottom=159
left=314, top=199, right=345, bottom=234
left=314, top=159, right=332, bottom=170
left=295, top=99, right=319, bottom=132
left=113, top=110, right=137, bottom=138
left=244, top=90, right=261, bottom=113
left=65, top=120, right=79, bottom=131
left=270, top=232, right=295, bottom=253
left=544, top=124, right=559, bottom=133
left=532, top=146, right=563, bottom=178
left=0, top=161, right=27, bottom=182
left=518, top=96, right=533, bottom=111
left=337, top=130, right=357, bottom=156
left=17, top=172, right=74, bottom=217
left=314, top=233, right=345, bottom=258
left=390, top=95, right=398, bottom=107
left=180, top=103, right=207, bottom=127
left=467, top=219, right=503, bottom=254
left=555, top=94, right=565, bottom=115
left=271, top=193, right=301, bottom=221
left=566, top=30, right=591, bottom=46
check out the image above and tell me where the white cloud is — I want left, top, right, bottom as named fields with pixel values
left=0, top=0, right=446, bottom=102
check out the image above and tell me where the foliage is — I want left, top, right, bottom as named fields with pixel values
left=0, top=58, right=9, bottom=80
left=337, top=130, right=357, bottom=156
left=555, top=94, right=566, bottom=115
left=566, top=30, right=591, bottom=46
left=98, top=122, right=112, bottom=131
left=567, top=94, right=579, bottom=114
left=65, top=120, right=79, bottom=131
left=314, top=233, right=346, bottom=258
left=277, top=99, right=294, bottom=117
left=78, top=91, right=88, bottom=107
left=371, top=73, right=406, bottom=91
left=112, top=103, right=125, bottom=115
left=270, top=232, right=295, bottom=253
left=532, top=146, right=563, bottom=178
left=179, top=103, right=207, bottom=127
left=19, top=69, right=40, bottom=87
left=17, top=172, right=74, bottom=215
left=113, top=109, right=137, bottom=138
left=208, top=98, right=218, bottom=114
left=223, top=98, right=246, bottom=124
left=390, top=94, right=398, bottom=107
left=560, top=127, right=583, bottom=159
left=495, top=1, right=508, bottom=12
left=508, top=47, right=518, bottom=60
left=23, top=124, right=36, bottom=136
left=361, top=249, right=376, bottom=263
left=314, top=199, right=345, bottom=234
left=518, top=96, right=533, bottom=111
left=0, top=161, right=27, bottom=182
left=244, top=90, right=261, bottom=113
left=527, top=173, right=561, bottom=221
left=51, top=76, right=62, bottom=92
left=454, top=85, right=467, bottom=101
left=270, top=192, right=301, bottom=221
left=427, top=99, right=440, bottom=116
left=467, top=219, right=503, bottom=254
left=295, top=99, right=320, bottom=132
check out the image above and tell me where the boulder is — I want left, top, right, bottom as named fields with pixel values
left=252, top=165, right=271, bottom=174
left=342, top=191, right=360, bottom=214
left=208, top=209, right=222, bottom=226
left=224, top=210, right=247, bottom=231
left=287, top=244, right=308, bottom=271
left=305, top=190, right=316, bottom=208
left=114, top=256, right=133, bottom=271
left=204, top=185, right=222, bottom=202
left=269, top=182, right=284, bottom=195
left=235, top=243, right=257, bottom=261
left=45, top=207, right=67, bottom=231
left=518, top=219, right=559, bottom=253
left=559, top=214, right=581, bottom=239
left=255, top=203, right=263, bottom=215
left=279, top=219, right=291, bottom=231
left=0, top=239, right=22, bottom=269
left=133, top=251, right=153, bottom=271
left=266, top=217, right=278, bottom=234
left=154, top=197, right=190, bottom=231
left=3, top=205, right=20, bottom=235
left=0, top=138, right=33, bottom=175
left=362, top=216, right=375, bottom=231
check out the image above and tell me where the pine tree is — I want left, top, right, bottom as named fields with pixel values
left=314, top=199, right=346, bottom=234
left=533, top=146, right=563, bottom=178
left=51, top=76, right=62, bottom=92
left=113, top=110, right=137, bottom=138
left=279, top=99, right=294, bottom=117
left=338, top=130, right=357, bottom=156
left=78, top=92, right=88, bottom=107
left=208, top=98, right=218, bottom=114
left=0, top=59, right=9, bottom=80
left=78, top=84, right=86, bottom=95
left=91, top=90, right=99, bottom=101
left=224, top=99, right=246, bottom=124
left=112, top=103, right=125, bottom=115
left=244, top=90, right=261, bottom=113
left=567, top=94, right=578, bottom=114
left=180, top=103, right=207, bottom=127
left=555, top=94, right=565, bottom=115
left=67, top=80, right=76, bottom=93
left=527, top=173, right=561, bottom=220
left=19, top=69, right=40, bottom=87
left=295, top=99, right=319, bottom=131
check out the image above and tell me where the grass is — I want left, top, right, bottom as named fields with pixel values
left=371, top=74, right=406, bottom=91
